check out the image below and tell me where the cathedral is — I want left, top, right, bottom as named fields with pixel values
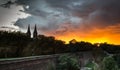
left=26, top=24, right=38, bottom=38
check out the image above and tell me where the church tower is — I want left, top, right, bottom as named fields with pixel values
left=26, top=24, right=31, bottom=38
left=33, top=24, right=38, bottom=39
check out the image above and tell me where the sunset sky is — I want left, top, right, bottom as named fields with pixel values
left=0, top=0, right=120, bottom=44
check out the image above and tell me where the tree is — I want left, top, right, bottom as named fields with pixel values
left=113, top=54, right=120, bottom=68
left=85, top=60, right=100, bottom=70
left=57, top=54, right=80, bottom=70
left=102, top=56, right=119, bottom=70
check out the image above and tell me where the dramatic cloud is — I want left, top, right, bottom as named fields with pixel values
left=0, top=0, right=120, bottom=44
left=0, top=0, right=30, bottom=31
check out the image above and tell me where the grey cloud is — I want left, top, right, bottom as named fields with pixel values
left=13, top=0, right=120, bottom=32
left=1, top=0, right=120, bottom=35
left=1, top=26, right=17, bottom=30
left=75, top=0, right=120, bottom=27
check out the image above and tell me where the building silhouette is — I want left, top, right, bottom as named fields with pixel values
left=26, top=24, right=31, bottom=38
left=26, top=24, right=38, bottom=38
left=33, top=24, right=38, bottom=39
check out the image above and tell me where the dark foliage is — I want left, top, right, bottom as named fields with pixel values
left=0, top=31, right=120, bottom=58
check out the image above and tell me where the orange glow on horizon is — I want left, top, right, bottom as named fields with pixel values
left=56, top=35, right=109, bottom=44
left=56, top=35, right=120, bottom=45
left=54, top=24, right=120, bottom=45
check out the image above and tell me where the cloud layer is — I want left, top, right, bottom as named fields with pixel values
left=0, top=0, right=120, bottom=44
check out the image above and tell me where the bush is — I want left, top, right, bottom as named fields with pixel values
left=57, top=54, right=80, bottom=70
left=102, top=56, right=119, bottom=70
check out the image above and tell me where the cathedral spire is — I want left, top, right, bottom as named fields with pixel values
left=26, top=24, right=31, bottom=38
left=33, top=24, right=38, bottom=39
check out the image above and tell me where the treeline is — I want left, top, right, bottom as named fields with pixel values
left=0, top=31, right=120, bottom=58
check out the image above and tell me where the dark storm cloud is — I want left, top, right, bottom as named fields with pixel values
left=86, top=0, right=120, bottom=27
left=0, top=26, right=18, bottom=30
left=14, top=0, right=83, bottom=32
left=1, top=0, right=120, bottom=34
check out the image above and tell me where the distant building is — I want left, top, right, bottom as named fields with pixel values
left=69, top=39, right=77, bottom=44
left=26, top=24, right=31, bottom=38
left=33, top=24, right=38, bottom=39
left=26, top=24, right=38, bottom=39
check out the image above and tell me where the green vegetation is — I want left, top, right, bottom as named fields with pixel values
left=80, top=56, right=120, bottom=70
left=85, top=60, right=100, bottom=70
left=0, top=31, right=120, bottom=70
left=114, top=54, right=120, bottom=68
left=85, top=61, right=95, bottom=70
left=57, top=54, right=80, bottom=70
left=102, top=56, right=119, bottom=70
left=0, top=31, right=120, bottom=59
left=49, top=54, right=120, bottom=70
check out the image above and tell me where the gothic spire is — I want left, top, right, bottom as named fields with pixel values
left=33, top=24, right=38, bottom=39
left=26, top=24, right=31, bottom=38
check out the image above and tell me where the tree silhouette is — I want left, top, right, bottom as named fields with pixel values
left=0, top=31, right=120, bottom=58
